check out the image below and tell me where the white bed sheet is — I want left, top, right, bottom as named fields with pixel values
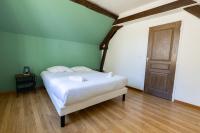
left=41, top=71, right=127, bottom=107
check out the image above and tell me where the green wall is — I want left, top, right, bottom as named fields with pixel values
left=0, top=0, right=114, bottom=92
left=0, top=31, right=101, bottom=92
left=0, top=0, right=114, bottom=44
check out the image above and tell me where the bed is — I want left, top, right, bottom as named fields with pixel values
left=41, top=68, right=128, bottom=127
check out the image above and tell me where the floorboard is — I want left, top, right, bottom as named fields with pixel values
left=0, top=88, right=199, bottom=133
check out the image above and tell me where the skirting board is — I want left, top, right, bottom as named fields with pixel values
left=0, top=91, right=15, bottom=95
left=174, top=100, right=200, bottom=111
left=0, top=86, right=44, bottom=94
left=126, top=86, right=200, bottom=110
left=126, top=86, right=143, bottom=92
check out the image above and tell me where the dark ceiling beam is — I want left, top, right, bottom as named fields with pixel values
left=70, top=0, right=118, bottom=19
left=114, top=0, right=196, bottom=25
left=184, top=5, right=200, bottom=19
left=99, top=26, right=123, bottom=50
left=99, top=26, right=123, bottom=72
left=70, top=0, right=120, bottom=71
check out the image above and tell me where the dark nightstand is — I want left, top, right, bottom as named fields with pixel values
left=15, top=73, right=36, bottom=96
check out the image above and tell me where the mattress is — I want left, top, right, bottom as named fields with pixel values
left=41, top=70, right=127, bottom=107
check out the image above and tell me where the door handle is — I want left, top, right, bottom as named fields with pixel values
left=146, top=57, right=149, bottom=62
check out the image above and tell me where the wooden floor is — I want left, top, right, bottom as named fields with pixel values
left=0, top=88, right=200, bottom=133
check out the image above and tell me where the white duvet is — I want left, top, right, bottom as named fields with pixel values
left=41, top=71, right=127, bottom=107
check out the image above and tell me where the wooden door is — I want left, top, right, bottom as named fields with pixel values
left=144, top=21, right=181, bottom=100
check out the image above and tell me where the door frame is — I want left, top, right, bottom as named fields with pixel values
left=144, top=21, right=182, bottom=101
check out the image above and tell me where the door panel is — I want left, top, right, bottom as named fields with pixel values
left=144, top=21, right=181, bottom=100
left=151, top=29, right=173, bottom=60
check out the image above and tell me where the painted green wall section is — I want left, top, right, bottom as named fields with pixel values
left=0, top=0, right=114, bottom=92
left=0, top=31, right=101, bottom=92
left=0, top=0, right=114, bottom=44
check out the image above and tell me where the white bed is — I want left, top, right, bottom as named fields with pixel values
left=41, top=70, right=128, bottom=127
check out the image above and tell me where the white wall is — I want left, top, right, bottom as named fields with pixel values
left=104, top=11, right=200, bottom=106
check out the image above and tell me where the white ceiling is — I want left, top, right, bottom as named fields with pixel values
left=88, top=0, right=160, bottom=15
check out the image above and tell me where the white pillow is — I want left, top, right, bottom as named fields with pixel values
left=47, top=66, right=73, bottom=73
left=71, top=66, right=92, bottom=72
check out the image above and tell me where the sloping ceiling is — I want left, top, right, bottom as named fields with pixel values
left=88, top=0, right=200, bottom=17
left=88, top=0, right=160, bottom=15
left=0, top=0, right=114, bottom=45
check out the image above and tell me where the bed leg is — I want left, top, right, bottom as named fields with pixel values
left=61, top=116, right=65, bottom=127
left=122, top=94, right=126, bottom=101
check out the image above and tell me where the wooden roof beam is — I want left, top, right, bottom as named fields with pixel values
left=184, top=5, right=200, bottom=19
left=114, top=0, right=196, bottom=25
left=99, top=26, right=123, bottom=50
left=99, top=26, right=123, bottom=72
left=70, top=0, right=118, bottom=19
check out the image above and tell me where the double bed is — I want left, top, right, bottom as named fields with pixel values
left=41, top=68, right=128, bottom=127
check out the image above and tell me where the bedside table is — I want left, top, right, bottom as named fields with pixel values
left=15, top=73, right=36, bottom=96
